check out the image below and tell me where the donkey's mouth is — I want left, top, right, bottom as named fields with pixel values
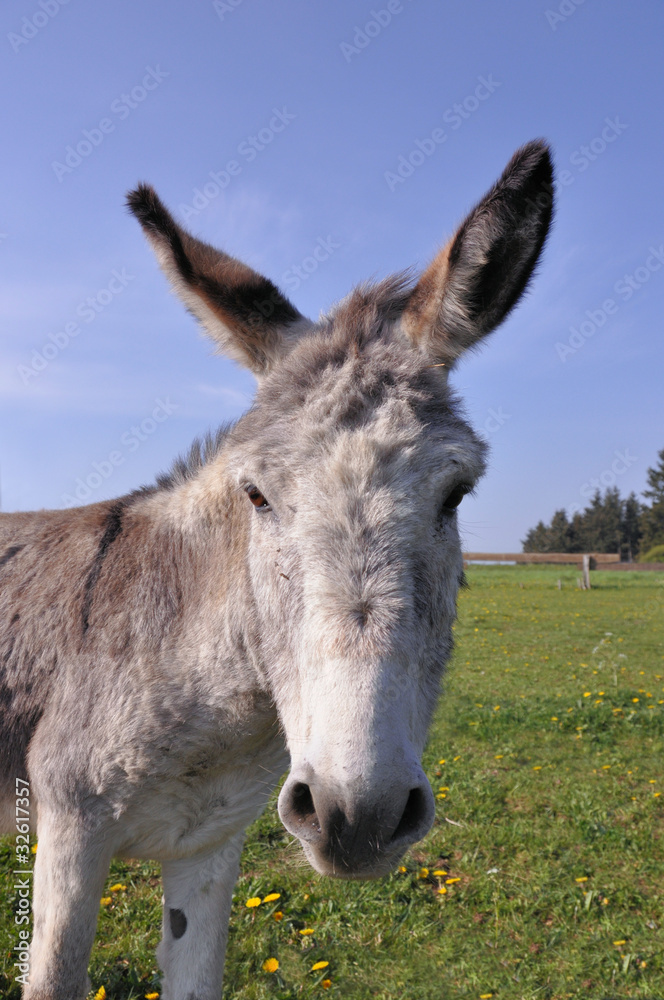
left=297, top=837, right=408, bottom=881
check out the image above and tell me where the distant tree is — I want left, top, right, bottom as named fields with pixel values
left=621, top=492, right=644, bottom=562
left=522, top=487, right=639, bottom=558
left=640, top=448, right=664, bottom=554
left=522, top=520, right=552, bottom=552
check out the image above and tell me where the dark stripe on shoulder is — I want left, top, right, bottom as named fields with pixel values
left=0, top=545, right=24, bottom=569
left=81, top=501, right=126, bottom=634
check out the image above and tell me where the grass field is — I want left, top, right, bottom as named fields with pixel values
left=2, top=565, right=663, bottom=1000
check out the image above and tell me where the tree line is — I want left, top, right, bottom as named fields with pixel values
left=522, top=448, right=664, bottom=561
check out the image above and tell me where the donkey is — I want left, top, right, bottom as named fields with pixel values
left=0, top=140, right=553, bottom=999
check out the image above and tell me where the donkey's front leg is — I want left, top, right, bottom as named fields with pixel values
left=158, top=832, right=244, bottom=1000
left=25, top=808, right=114, bottom=1000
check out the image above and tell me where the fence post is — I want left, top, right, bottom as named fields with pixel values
left=582, top=553, right=591, bottom=590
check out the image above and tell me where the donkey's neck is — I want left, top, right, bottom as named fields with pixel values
left=85, top=457, right=260, bottom=690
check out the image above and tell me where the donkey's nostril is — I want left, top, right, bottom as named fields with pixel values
left=390, top=786, right=429, bottom=845
left=288, top=781, right=320, bottom=835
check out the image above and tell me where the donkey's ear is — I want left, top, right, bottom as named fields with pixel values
left=400, top=140, right=554, bottom=365
left=127, top=184, right=310, bottom=375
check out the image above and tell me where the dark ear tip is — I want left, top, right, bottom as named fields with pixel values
left=508, top=139, right=554, bottom=184
left=126, top=183, right=172, bottom=233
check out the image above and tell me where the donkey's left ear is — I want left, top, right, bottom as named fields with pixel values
left=127, top=184, right=311, bottom=376
left=400, top=139, right=554, bottom=365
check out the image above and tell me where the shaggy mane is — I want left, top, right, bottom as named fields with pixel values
left=155, top=425, right=232, bottom=491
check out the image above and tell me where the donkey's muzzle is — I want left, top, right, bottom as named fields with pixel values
left=277, top=771, right=435, bottom=877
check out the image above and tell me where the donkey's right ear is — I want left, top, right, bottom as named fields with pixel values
left=127, top=184, right=311, bottom=376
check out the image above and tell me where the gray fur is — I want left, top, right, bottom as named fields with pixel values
left=0, top=140, right=553, bottom=999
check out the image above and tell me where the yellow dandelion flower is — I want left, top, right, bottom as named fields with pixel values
left=398, top=865, right=407, bottom=873
left=145, top=994, right=159, bottom=999
left=94, top=988, right=106, bottom=1000
left=602, top=898, right=609, bottom=905
left=438, top=758, right=446, bottom=764
left=583, top=692, right=590, bottom=698
left=633, top=698, right=639, bottom=703
left=433, top=869, right=447, bottom=876
left=322, top=979, right=332, bottom=989
left=109, top=883, right=126, bottom=892
left=575, top=877, right=588, bottom=883
left=493, top=705, right=500, bottom=711
left=300, top=928, right=314, bottom=935
left=439, top=786, right=449, bottom=791
left=437, top=886, right=447, bottom=894
left=446, top=877, right=461, bottom=883
left=31, top=843, right=38, bottom=854
left=480, top=994, right=493, bottom=999
left=453, top=755, right=461, bottom=761
left=262, top=957, right=279, bottom=973
left=602, top=765, right=611, bottom=770
left=273, top=911, right=284, bottom=921
left=246, top=897, right=261, bottom=908
left=436, top=793, right=446, bottom=799
left=100, top=897, right=112, bottom=906
left=550, top=717, right=558, bottom=721
left=613, top=939, right=626, bottom=946
left=312, top=961, right=329, bottom=971
left=533, top=765, right=542, bottom=770
left=418, top=867, right=429, bottom=878
left=495, top=754, right=504, bottom=759
left=654, top=792, right=661, bottom=797
left=263, top=892, right=281, bottom=902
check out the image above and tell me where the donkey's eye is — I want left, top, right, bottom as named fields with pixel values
left=441, top=484, right=471, bottom=514
left=245, top=485, right=271, bottom=511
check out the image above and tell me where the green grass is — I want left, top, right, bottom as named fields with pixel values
left=2, top=566, right=664, bottom=999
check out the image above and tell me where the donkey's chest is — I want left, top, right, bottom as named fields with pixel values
left=113, top=730, right=289, bottom=861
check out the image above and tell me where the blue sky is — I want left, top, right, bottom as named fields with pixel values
left=1, top=0, right=662, bottom=550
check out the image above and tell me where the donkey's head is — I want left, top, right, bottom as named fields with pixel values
left=128, top=140, right=553, bottom=878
